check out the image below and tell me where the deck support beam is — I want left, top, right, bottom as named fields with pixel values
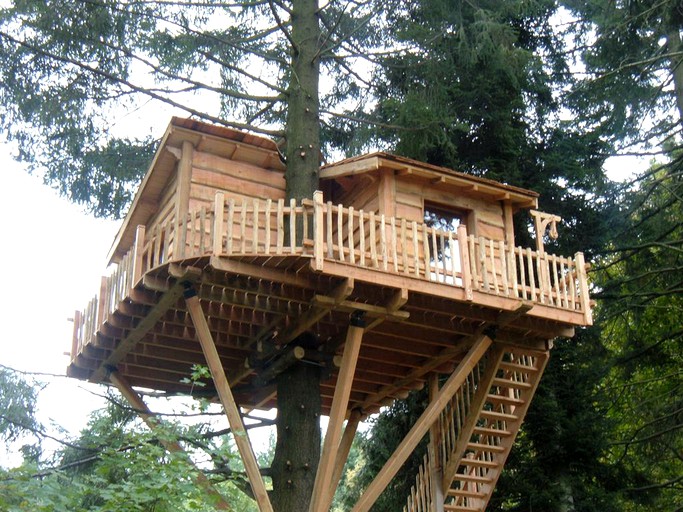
left=108, top=371, right=232, bottom=510
left=351, top=335, right=493, bottom=512
left=310, top=315, right=366, bottom=512
left=185, top=288, right=274, bottom=512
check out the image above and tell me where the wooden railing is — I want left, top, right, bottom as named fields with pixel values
left=71, top=192, right=591, bottom=359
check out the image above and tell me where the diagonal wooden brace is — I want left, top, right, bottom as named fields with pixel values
left=351, top=334, right=493, bottom=512
left=310, top=314, right=366, bottom=512
left=185, top=289, right=274, bottom=512
left=108, top=371, right=232, bottom=510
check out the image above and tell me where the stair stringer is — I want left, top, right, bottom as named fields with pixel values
left=444, top=347, right=550, bottom=512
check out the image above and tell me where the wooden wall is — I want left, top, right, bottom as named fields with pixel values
left=189, top=149, right=286, bottom=209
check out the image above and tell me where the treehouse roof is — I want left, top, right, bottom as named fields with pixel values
left=320, top=152, right=539, bottom=210
left=107, top=118, right=285, bottom=264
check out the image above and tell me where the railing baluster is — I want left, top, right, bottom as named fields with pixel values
left=468, top=235, right=478, bottom=290
left=413, top=222, right=420, bottom=278
left=265, top=198, right=272, bottom=255
left=348, top=206, right=355, bottom=264
left=289, top=198, right=296, bottom=254
left=422, top=224, right=430, bottom=280
left=199, top=206, right=207, bottom=255
left=402, top=218, right=408, bottom=275
left=277, top=199, right=284, bottom=255
left=391, top=217, right=398, bottom=273
left=337, top=203, right=345, bottom=262
left=381, top=214, right=388, bottom=271
left=370, top=211, right=378, bottom=268
left=517, top=247, right=527, bottom=300
left=479, top=236, right=489, bottom=291
left=490, top=239, right=499, bottom=294
left=526, top=247, right=536, bottom=301
left=253, top=198, right=260, bottom=253
left=240, top=201, right=247, bottom=254
left=499, top=240, right=509, bottom=296
left=326, top=201, right=334, bottom=259
left=431, top=228, right=440, bottom=282
left=359, top=209, right=366, bottom=267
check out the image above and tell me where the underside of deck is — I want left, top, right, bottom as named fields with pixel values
left=69, top=251, right=573, bottom=417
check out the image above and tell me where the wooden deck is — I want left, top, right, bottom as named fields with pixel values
left=68, top=191, right=591, bottom=416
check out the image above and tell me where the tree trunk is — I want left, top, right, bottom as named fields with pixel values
left=271, top=0, right=322, bottom=509
left=271, top=358, right=322, bottom=511
left=284, top=0, right=321, bottom=203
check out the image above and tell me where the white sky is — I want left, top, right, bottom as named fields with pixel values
left=0, top=144, right=119, bottom=436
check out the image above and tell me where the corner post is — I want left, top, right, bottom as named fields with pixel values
left=131, top=225, right=146, bottom=288
left=313, top=190, right=324, bottom=271
left=457, top=224, right=473, bottom=300
left=574, top=252, right=593, bottom=325
left=184, top=287, right=274, bottom=512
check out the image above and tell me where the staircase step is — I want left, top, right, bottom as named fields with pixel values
left=460, top=457, right=499, bottom=469
left=447, top=488, right=486, bottom=499
left=492, top=377, right=533, bottom=390
left=455, top=473, right=493, bottom=484
left=444, top=505, right=481, bottom=512
left=467, top=442, right=506, bottom=453
left=473, top=426, right=512, bottom=437
left=479, top=409, right=518, bottom=421
left=499, top=360, right=539, bottom=373
left=486, top=393, right=525, bottom=406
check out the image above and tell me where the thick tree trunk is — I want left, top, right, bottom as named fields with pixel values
left=271, top=359, right=322, bottom=511
left=284, top=0, right=321, bottom=203
left=271, top=0, right=322, bottom=510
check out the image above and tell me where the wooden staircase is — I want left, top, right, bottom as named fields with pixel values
left=403, top=346, right=549, bottom=512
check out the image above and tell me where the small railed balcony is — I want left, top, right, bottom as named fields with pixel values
left=71, top=191, right=592, bottom=363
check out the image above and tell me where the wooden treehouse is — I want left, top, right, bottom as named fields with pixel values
left=68, top=117, right=592, bottom=512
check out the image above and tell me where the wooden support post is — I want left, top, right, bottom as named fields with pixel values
left=351, top=335, right=493, bottom=512
left=108, top=371, right=232, bottom=510
left=310, top=315, right=366, bottom=512
left=185, top=291, right=274, bottom=512
left=313, top=190, right=324, bottom=271
left=428, top=373, right=445, bottom=512
left=329, top=409, right=362, bottom=495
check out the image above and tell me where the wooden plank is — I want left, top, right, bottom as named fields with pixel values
left=313, top=191, right=324, bottom=271
left=351, top=335, right=492, bottom=512
left=185, top=293, right=273, bottom=512
left=310, top=322, right=365, bottom=512
left=213, top=193, right=225, bottom=255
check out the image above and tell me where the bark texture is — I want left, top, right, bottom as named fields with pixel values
left=271, top=359, right=322, bottom=511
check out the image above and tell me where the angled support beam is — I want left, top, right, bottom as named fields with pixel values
left=310, top=313, right=366, bottom=512
left=108, top=371, right=232, bottom=510
left=351, top=335, right=493, bottom=512
left=185, top=289, right=274, bottom=512
left=330, top=409, right=362, bottom=494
